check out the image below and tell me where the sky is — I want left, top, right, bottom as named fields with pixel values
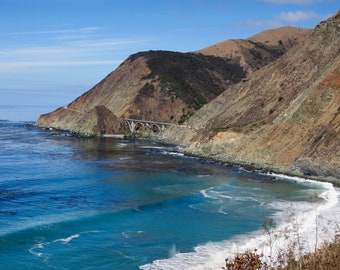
left=0, top=0, right=338, bottom=121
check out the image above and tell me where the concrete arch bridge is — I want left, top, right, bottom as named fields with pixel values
left=123, top=118, right=178, bottom=133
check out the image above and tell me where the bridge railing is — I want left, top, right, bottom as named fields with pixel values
left=121, top=118, right=195, bottom=133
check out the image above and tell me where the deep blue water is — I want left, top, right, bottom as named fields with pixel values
left=0, top=121, right=332, bottom=269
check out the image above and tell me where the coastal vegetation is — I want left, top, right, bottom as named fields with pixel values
left=140, top=50, right=246, bottom=110
left=223, top=216, right=340, bottom=269
left=223, top=238, right=340, bottom=270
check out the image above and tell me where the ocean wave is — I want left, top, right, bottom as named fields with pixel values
left=0, top=211, right=92, bottom=237
left=122, top=230, right=144, bottom=239
left=53, top=233, right=80, bottom=244
left=140, top=181, right=340, bottom=270
left=29, top=230, right=105, bottom=259
left=29, top=243, right=44, bottom=257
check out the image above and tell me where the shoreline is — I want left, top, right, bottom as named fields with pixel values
left=140, top=172, right=340, bottom=269
left=177, top=146, right=340, bottom=188
left=138, top=131, right=340, bottom=267
left=29, top=121, right=340, bottom=187
left=22, top=123, right=340, bottom=268
left=116, top=130, right=340, bottom=268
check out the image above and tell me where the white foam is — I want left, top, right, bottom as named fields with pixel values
left=119, top=156, right=132, bottom=160
left=140, top=146, right=168, bottom=150
left=53, top=233, right=80, bottom=244
left=161, top=151, right=185, bottom=157
left=122, top=230, right=144, bottom=239
left=29, top=243, right=44, bottom=257
left=200, top=187, right=233, bottom=200
left=28, top=230, right=105, bottom=259
left=116, top=143, right=128, bottom=148
left=140, top=180, right=340, bottom=270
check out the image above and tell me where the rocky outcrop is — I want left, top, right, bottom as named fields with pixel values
left=35, top=105, right=125, bottom=136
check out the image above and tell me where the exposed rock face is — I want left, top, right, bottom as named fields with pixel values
left=71, top=105, right=124, bottom=136
left=160, top=12, right=340, bottom=182
left=35, top=105, right=124, bottom=136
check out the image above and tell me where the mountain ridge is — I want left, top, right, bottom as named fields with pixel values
left=197, top=26, right=312, bottom=74
left=35, top=25, right=308, bottom=134
left=34, top=12, right=340, bottom=182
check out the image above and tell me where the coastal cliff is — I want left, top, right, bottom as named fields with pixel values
left=35, top=12, right=340, bottom=182
left=158, top=12, right=340, bottom=183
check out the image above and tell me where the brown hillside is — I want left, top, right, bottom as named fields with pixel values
left=35, top=27, right=309, bottom=136
left=248, top=26, right=311, bottom=46
left=160, top=12, right=340, bottom=182
left=34, top=11, right=339, bottom=182
left=35, top=51, right=246, bottom=135
left=197, top=26, right=312, bottom=74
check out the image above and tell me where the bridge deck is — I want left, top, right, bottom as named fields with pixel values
left=122, top=118, right=194, bottom=132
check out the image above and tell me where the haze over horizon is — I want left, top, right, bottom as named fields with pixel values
left=0, top=0, right=338, bottom=121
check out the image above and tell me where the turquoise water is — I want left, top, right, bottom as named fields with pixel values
left=0, top=121, right=332, bottom=269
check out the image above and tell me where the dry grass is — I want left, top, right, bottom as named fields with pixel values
left=283, top=237, right=340, bottom=270
left=223, top=215, right=340, bottom=270
left=223, top=239, right=340, bottom=270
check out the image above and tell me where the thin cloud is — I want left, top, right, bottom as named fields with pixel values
left=10, top=27, right=101, bottom=36
left=274, top=11, right=325, bottom=23
left=260, top=0, right=324, bottom=4
left=0, top=38, right=150, bottom=64
left=236, top=10, right=327, bottom=29
left=0, top=25, right=151, bottom=70
left=0, top=60, right=123, bottom=69
left=0, top=47, right=73, bottom=58
left=68, top=39, right=150, bottom=48
left=0, top=38, right=150, bottom=56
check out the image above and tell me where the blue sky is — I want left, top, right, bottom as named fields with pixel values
left=0, top=0, right=338, bottom=121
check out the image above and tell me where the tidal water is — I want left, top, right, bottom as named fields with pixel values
left=0, top=121, right=338, bottom=269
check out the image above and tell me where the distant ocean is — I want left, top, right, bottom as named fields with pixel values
left=0, top=105, right=57, bottom=122
left=0, top=120, right=339, bottom=270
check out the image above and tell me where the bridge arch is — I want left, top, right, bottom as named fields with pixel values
left=123, top=118, right=179, bottom=133
left=151, top=124, right=161, bottom=132
left=135, top=122, right=145, bottom=131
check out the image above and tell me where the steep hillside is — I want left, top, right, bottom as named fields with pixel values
left=34, top=12, right=339, bottom=182
left=160, top=12, right=340, bottom=182
left=197, top=26, right=311, bottom=74
left=35, top=26, right=308, bottom=136
left=35, top=51, right=245, bottom=135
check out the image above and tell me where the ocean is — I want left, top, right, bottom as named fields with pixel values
left=0, top=120, right=339, bottom=269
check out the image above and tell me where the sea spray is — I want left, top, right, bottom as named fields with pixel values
left=168, top=243, right=178, bottom=258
